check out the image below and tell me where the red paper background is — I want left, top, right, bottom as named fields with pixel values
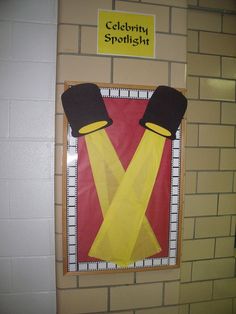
left=77, top=97, right=172, bottom=262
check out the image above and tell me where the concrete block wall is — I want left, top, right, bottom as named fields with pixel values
left=180, top=1, right=236, bottom=313
left=55, top=0, right=187, bottom=313
left=0, top=1, right=57, bottom=313
left=2, top=1, right=234, bottom=313
left=56, top=0, right=236, bottom=313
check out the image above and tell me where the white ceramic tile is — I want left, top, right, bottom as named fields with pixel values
left=0, top=0, right=57, bottom=309
left=0, top=220, right=12, bottom=256
left=0, top=219, right=52, bottom=257
left=12, top=256, right=55, bottom=292
left=9, top=180, right=54, bottom=218
left=0, top=294, right=11, bottom=314
left=49, top=219, right=55, bottom=255
left=0, top=99, right=9, bottom=137
left=0, top=0, right=57, bottom=23
left=0, top=180, right=10, bottom=218
left=0, top=61, right=56, bottom=100
left=0, top=258, right=12, bottom=292
left=0, top=0, right=12, bottom=20
left=10, top=219, right=52, bottom=257
left=12, top=22, right=57, bottom=62
left=0, top=142, right=10, bottom=179
left=0, top=292, right=56, bottom=314
left=0, top=142, right=53, bottom=179
left=0, top=21, right=11, bottom=59
left=10, top=100, right=54, bottom=139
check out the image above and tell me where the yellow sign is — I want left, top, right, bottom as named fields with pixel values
left=97, top=10, right=155, bottom=58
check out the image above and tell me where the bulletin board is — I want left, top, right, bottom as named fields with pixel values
left=63, top=82, right=185, bottom=275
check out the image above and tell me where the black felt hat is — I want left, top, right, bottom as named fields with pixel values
left=139, top=86, right=187, bottom=139
left=61, top=83, right=113, bottom=137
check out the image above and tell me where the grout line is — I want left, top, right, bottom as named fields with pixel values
left=78, top=25, right=81, bottom=55
left=107, top=286, right=110, bottom=312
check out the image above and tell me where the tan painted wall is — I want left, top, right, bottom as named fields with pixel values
left=55, top=0, right=236, bottom=313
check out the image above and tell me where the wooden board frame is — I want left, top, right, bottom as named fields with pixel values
left=62, top=82, right=186, bottom=275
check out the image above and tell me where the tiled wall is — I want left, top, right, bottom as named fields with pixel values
left=180, top=1, right=236, bottom=313
left=0, top=1, right=57, bottom=313
left=55, top=0, right=187, bottom=313
left=56, top=1, right=236, bottom=313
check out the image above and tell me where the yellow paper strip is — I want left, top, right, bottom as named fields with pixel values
left=87, top=129, right=164, bottom=266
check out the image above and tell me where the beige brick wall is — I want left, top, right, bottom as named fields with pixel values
left=55, top=0, right=187, bottom=313
left=181, top=1, right=236, bottom=314
left=55, top=0, right=236, bottom=313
